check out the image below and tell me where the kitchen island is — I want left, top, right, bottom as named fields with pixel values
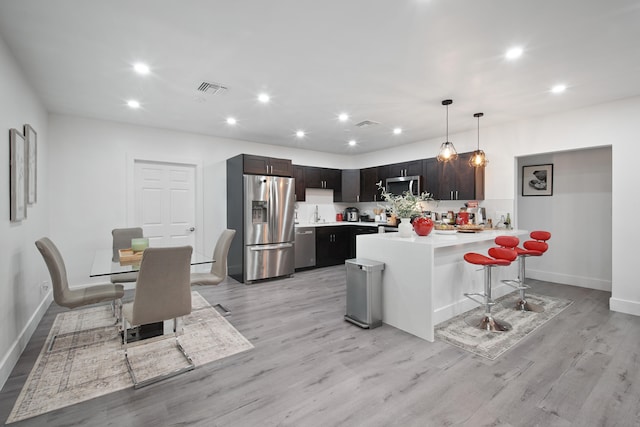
left=356, top=229, right=528, bottom=342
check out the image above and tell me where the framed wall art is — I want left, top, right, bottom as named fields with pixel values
left=522, top=163, right=553, bottom=196
left=10, top=128, right=27, bottom=221
left=24, top=124, right=37, bottom=204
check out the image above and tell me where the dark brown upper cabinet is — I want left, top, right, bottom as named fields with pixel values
left=243, top=154, right=292, bottom=177
left=293, top=165, right=306, bottom=201
left=425, top=152, right=484, bottom=201
left=360, top=167, right=382, bottom=202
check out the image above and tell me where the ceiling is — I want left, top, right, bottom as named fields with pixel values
left=1, top=0, right=639, bottom=154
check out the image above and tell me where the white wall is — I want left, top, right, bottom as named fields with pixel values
left=517, top=148, right=612, bottom=291
left=0, top=36, right=50, bottom=387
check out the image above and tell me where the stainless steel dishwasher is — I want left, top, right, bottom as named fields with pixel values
left=294, top=227, right=316, bottom=269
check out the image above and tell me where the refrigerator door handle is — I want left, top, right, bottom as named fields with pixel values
left=250, top=243, right=294, bottom=251
left=268, top=176, right=275, bottom=241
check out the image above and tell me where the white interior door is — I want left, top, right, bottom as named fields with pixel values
left=134, top=160, right=196, bottom=248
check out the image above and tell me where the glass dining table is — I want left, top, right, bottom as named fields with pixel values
left=89, top=248, right=214, bottom=278
left=90, top=248, right=215, bottom=342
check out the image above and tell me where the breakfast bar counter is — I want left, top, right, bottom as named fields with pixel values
left=356, top=229, right=528, bottom=342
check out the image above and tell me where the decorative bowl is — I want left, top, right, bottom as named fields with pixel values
left=413, top=217, right=434, bottom=236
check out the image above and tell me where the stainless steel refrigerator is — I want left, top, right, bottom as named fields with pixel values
left=227, top=165, right=295, bottom=283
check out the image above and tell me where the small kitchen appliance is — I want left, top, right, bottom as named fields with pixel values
left=456, top=211, right=470, bottom=225
left=345, top=207, right=359, bottom=222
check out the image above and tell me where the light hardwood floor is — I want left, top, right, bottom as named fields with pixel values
left=1, top=266, right=639, bottom=426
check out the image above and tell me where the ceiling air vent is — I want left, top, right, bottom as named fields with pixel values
left=197, top=81, right=228, bottom=95
left=355, top=120, right=380, bottom=128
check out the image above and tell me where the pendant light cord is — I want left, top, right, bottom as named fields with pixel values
left=477, top=115, right=480, bottom=150
left=473, top=112, right=484, bottom=150
left=446, top=104, right=449, bottom=141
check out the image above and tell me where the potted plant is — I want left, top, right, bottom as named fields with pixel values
left=377, top=182, right=434, bottom=236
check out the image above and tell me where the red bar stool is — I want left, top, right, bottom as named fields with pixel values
left=502, top=230, right=551, bottom=312
left=463, top=236, right=519, bottom=332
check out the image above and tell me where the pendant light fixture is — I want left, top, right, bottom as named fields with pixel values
left=437, top=99, right=458, bottom=162
left=469, top=112, right=488, bottom=167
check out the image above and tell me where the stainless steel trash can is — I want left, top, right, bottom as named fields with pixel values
left=344, top=258, right=385, bottom=329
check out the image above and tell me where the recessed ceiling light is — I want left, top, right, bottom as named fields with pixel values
left=338, top=113, right=349, bottom=122
left=505, top=47, right=523, bottom=60
left=127, top=99, right=140, bottom=109
left=393, top=127, right=402, bottom=135
left=348, top=139, right=357, bottom=146
left=226, top=117, right=237, bottom=125
left=258, top=93, right=270, bottom=103
left=551, top=84, right=567, bottom=94
left=133, top=62, right=150, bottom=75
left=296, top=130, right=305, bottom=138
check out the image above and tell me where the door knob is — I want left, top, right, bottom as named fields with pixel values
left=188, top=227, right=195, bottom=232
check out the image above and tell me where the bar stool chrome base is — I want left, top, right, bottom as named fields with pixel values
left=464, top=314, right=512, bottom=332
left=513, top=298, right=544, bottom=313
left=502, top=280, right=545, bottom=312
left=501, top=247, right=547, bottom=313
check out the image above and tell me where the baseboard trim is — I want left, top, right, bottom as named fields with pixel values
left=0, top=291, right=52, bottom=390
left=609, top=297, right=640, bottom=317
left=528, top=268, right=611, bottom=292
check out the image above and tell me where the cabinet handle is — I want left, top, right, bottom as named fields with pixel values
left=357, top=195, right=359, bottom=202
left=455, top=190, right=459, bottom=200
left=450, top=190, right=454, bottom=200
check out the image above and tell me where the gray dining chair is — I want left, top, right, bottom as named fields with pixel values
left=190, top=229, right=236, bottom=286
left=35, top=237, right=125, bottom=350
left=121, top=245, right=194, bottom=388
left=111, top=227, right=143, bottom=284
left=190, top=229, right=236, bottom=315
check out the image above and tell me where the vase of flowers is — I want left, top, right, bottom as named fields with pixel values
left=377, top=182, right=433, bottom=237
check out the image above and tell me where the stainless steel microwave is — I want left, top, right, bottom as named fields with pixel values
left=385, top=175, right=421, bottom=196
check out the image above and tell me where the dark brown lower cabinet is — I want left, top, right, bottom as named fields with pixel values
left=315, top=225, right=380, bottom=267
left=315, top=226, right=350, bottom=267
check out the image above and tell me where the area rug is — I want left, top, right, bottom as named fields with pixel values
left=6, top=292, right=253, bottom=424
left=434, top=293, right=573, bottom=360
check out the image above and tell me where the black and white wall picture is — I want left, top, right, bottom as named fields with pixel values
left=522, top=163, right=553, bottom=196
left=24, top=124, right=37, bottom=204
left=10, top=128, right=27, bottom=221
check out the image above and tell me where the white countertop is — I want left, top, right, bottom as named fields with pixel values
left=295, top=221, right=385, bottom=228
left=357, top=228, right=527, bottom=248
